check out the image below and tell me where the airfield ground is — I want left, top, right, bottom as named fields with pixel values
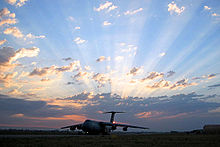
left=0, top=132, right=220, bottom=147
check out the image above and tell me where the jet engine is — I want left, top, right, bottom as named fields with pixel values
left=123, top=127, right=128, bottom=131
left=112, top=125, right=117, bottom=130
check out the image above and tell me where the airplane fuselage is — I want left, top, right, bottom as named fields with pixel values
left=82, top=120, right=104, bottom=133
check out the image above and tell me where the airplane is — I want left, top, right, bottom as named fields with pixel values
left=61, top=111, right=149, bottom=134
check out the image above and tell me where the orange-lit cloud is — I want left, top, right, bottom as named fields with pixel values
left=0, top=8, right=15, bottom=18
left=6, top=0, right=29, bottom=7
left=170, top=79, right=197, bottom=89
left=142, top=72, right=164, bottom=81
left=103, top=21, right=111, bottom=26
left=4, top=27, right=24, bottom=38
left=10, top=113, right=86, bottom=123
left=135, top=111, right=163, bottom=119
left=146, top=79, right=170, bottom=89
left=127, top=67, right=143, bottom=76
left=0, top=39, right=7, bottom=45
left=157, top=113, right=188, bottom=120
left=92, top=73, right=110, bottom=88
left=0, top=72, right=17, bottom=87
left=0, top=18, right=17, bottom=26
left=29, top=61, right=80, bottom=77
left=96, top=56, right=111, bottom=62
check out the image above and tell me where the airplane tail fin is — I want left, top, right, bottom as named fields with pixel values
left=103, top=111, right=125, bottom=123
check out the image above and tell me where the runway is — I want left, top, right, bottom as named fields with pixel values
left=0, top=134, right=77, bottom=138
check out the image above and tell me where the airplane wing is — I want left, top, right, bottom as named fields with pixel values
left=100, top=122, right=149, bottom=129
left=61, top=123, right=83, bottom=130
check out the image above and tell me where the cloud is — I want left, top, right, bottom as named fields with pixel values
left=41, top=78, right=50, bottom=82
left=166, top=71, right=175, bottom=77
left=74, top=37, right=86, bottom=44
left=135, top=111, right=162, bottom=119
left=96, top=56, right=110, bottom=62
left=73, top=71, right=93, bottom=82
left=208, top=84, right=220, bottom=89
left=207, top=74, right=216, bottom=79
left=0, top=8, right=17, bottom=26
left=0, top=8, right=11, bottom=18
left=115, top=56, right=124, bottom=61
left=16, top=0, right=29, bottom=7
left=168, top=1, right=185, bottom=15
left=8, top=89, right=23, bottom=96
left=5, top=0, right=29, bottom=7
left=209, top=107, right=220, bottom=113
left=128, top=67, right=143, bottom=76
left=0, top=94, right=87, bottom=128
left=0, top=18, right=17, bottom=26
left=103, top=21, right=111, bottom=26
left=4, top=27, right=24, bottom=38
left=212, top=13, right=219, bottom=17
left=204, top=6, right=211, bottom=10
left=11, top=113, right=24, bottom=118
left=74, top=26, right=80, bottom=30
left=0, top=39, right=7, bottom=46
left=94, top=1, right=112, bottom=12
left=20, top=114, right=86, bottom=122
left=29, top=61, right=80, bottom=77
left=0, top=72, right=17, bottom=86
left=84, top=66, right=91, bottom=71
left=67, top=16, right=75, bottom=22
left=0, top=46, right=40, bottom=71
left=1, top=92, right=220, bottom=130
left=5, top=0, right=17, bottom=5
left=192, top=73, right=217, bottom=81
left=108, top=5, right=118, bottom=12
left=159, top=52, right=166, bottom=57
left=13, top=47, right=40, bottom=60
left=170, top=79, right=197, bottom=89
left=62, top=57, right=73, bottom=61
left=124, top=8, right=143, bottom=15
left=142, top=72, right=164, bottom=81
left=146, top=79, right=170, bottom=89
left=25, top=33, right=46, bottom=40
left=92, top=73, right=110, bottom=88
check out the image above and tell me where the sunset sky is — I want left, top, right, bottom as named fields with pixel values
left=0, top=0, right=220, bottom=131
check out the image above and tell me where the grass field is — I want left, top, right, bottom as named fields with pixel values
left=0, top=133, right=220, bottom=147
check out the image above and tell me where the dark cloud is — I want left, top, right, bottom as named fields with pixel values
left=142, top=72, right=164, bottom=81
left=0, top=47, right=15, bottom=66
left=66, top=82, right=75, bottom=85
left=62, top=57, right=73, bottom=61
left=146, top=79, right=170, bottom=89
left=208, top=74, right=216, bottom=79
left=61, top=92, right=219, bottom=131
left=128, top=67, right=142, bottom=76
left=0, top=94, right=83, bottom=128
left=29, top=61, right=80, bottom=77
left=1, top=92, right=220, bottom=131
left=192, top=73, right=218, bottom=81
left=166, top=71, right=175, bottom=77
left=170, top=79, right=196, bottom=89
left=208, top=83, right=220, bottom=89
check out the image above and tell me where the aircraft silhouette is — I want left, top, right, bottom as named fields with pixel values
left=61, top=111, right=148, bottom=134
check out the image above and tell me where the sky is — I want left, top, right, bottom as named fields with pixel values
left=0, top=0, right=220, bottom=132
